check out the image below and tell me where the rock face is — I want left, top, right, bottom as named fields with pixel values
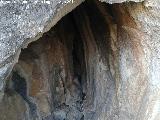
left=0, top=0, right=160, bottom=120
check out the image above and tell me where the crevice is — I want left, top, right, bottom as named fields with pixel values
left=71, top=12, right=87, bottom=101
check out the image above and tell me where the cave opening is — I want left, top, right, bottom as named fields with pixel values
left=4, top=0, right=134, bottom=120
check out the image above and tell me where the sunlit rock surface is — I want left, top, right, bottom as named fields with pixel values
left=0, top=0, right=160, bottom=120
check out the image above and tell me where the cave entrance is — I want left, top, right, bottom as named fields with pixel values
left=5, top=0, right=135, bottom=119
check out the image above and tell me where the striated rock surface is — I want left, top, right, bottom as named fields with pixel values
left=0, top=0, right=160, bottom=120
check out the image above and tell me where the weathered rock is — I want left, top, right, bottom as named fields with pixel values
left=0, top=0, right=84, bottom=93
left=0, top=0, right=160, bottom=120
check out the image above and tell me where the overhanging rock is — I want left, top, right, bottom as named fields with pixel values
left=0, top=0, right=151, bottom=91
left=0, top=0, right=160, bottom=120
